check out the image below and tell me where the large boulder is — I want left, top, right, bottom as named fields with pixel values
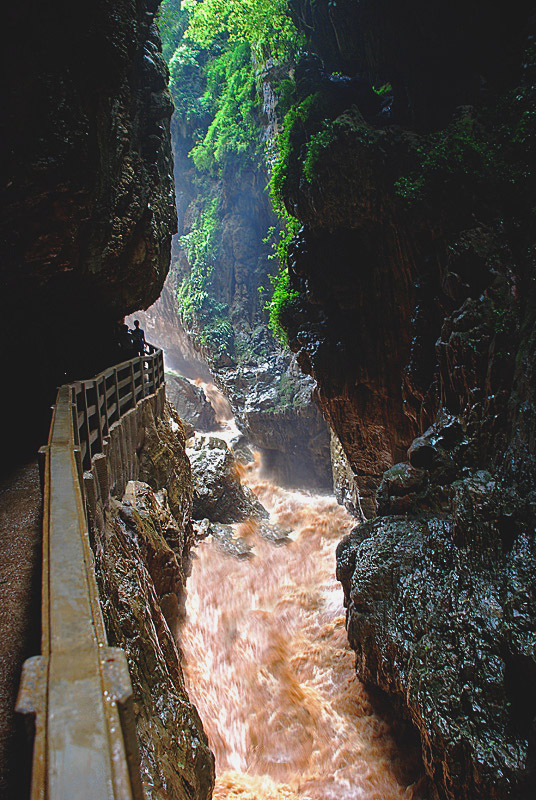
left=165, top=373, right=219, bottom=433
left=217, top=353, right=332, bottom=489
left=187, top=436, right=268, bottom=523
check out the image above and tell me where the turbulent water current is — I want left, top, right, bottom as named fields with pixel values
left=180, top=412, right=422, bottom=800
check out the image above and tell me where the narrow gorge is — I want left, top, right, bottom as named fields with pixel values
left=0, top=2, right=535, bottom=800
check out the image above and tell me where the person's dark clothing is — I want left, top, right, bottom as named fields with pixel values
left=117, top=324, right=134, bottom=357
left=130, top=325, right=145, bottom=356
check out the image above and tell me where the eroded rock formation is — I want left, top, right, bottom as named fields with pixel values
left=165, top=372, right=219, bottom=433
left=279, top=1, right=536, bottom=797
left=187, top=435, right=269, bottom=523
left=215, top=353, right=332, bottom=488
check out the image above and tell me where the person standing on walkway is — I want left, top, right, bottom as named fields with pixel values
left=130, top=320, right=146, bottom=356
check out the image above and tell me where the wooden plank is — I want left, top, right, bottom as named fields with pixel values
left=94, top=380, right=104, bottom=453
left=117, top=377, right=132, bottom=393
left=129, top=363, right=135, bottom=411
left=82, top=385, right=92, bottom=470
left=151, top=357, right=157, bottom=395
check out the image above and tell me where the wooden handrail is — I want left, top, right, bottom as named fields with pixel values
left=70, top=346, right=164, bottom=469
left=16, top=344, right=165, bottom=800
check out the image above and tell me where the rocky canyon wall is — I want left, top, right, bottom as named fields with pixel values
left=1, top=0, right=177, bottom=463
left=278, top=0, right=536, bottom=797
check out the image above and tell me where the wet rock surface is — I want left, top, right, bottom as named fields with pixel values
left=194, top=517, right=291, bottom=558
left=187, top=435, right=269, bottom=524
left=283, top=2, right=536, bottom=798
left=330, top=430, right=366, bottom=519
left=337, top=504, right=536, bottom=800
left=193, top=519, right=254, bottom=560
left=165, top=372, right=219, bottom=433
left=217, top=353, right=332, bottom=490
left=88, top=399, right=215, bottom=799
left=100, top=482, right=214, bottom=800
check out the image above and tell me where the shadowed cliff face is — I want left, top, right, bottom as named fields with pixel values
left=280, top=1, right=536, bottom=797
left=1, top=0, right=176, bottom=462
left=289, top=0, right=532, bottom=129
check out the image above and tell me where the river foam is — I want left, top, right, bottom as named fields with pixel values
left=180, top=449, right=424, bottom=800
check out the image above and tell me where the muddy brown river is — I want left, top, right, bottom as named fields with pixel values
left=181, top=438, right=422, bottom=800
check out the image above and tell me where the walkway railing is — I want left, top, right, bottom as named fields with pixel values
left=72, top=344, right=164, bottom=470
left=16, top=344, right=165, bottom=800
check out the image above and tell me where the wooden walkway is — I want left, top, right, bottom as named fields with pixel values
left=16, top=346, right=165, bottom=800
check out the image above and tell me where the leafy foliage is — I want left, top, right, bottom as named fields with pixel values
left=372, top=82, right=392, bottom=97
left=269, top=93, right=319, bottom=212
left=190, top=42, right=261, bottom=172
left=183, top=0, right=303, bottom=61
left=265, top=265, right=299, bottom=345
left=168, top=40, right=212, bottom=125
left=158, top=0, right=306, bottom=350
left=394, top=115, right=497, bottom=204
left=303, top=119, right=335, bottom=183
left=177, top=199, right=234, bottom=355
left=157, top=0, right=187, bottom=63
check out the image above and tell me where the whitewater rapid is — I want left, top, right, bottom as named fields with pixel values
left=179, top=439, right=423, bottom=800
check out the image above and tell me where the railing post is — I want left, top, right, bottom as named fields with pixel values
left=129, top=362, right=136, bottom=410
left=151, top=354, right=156, bottom=395
left=114, top=367, right=120, bottom=423
left=139, top=357, right=145, bottom=399
left=82, top=383, right=92, bottom=469
left=94, top=379, right=104, bottom=454
left=101, top=377, right=110, bottom=438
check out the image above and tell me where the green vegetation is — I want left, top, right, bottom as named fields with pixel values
left=393, top=62, right=536, bottom=209
left=269, top=93, right=319, bottom=211
left=157, top=0, right=309, bottom=352
left=157, top=0, right=187, bottom=63
left=177, top=198, right=234, bottom=355
left=264, top=92, right=316, bottom=342
left=182, top=0, right=302, bottom=61
left=303, top=119, right=335, bottom=183
left=265, top=264, right=299, bottom=344
left=168, top=41, right=210, bottom=125
left=394, top=115, right=496, bottom=204
left=372, top=82, right=392, bottom=97
left=189, top=41, right=260, bottom=173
